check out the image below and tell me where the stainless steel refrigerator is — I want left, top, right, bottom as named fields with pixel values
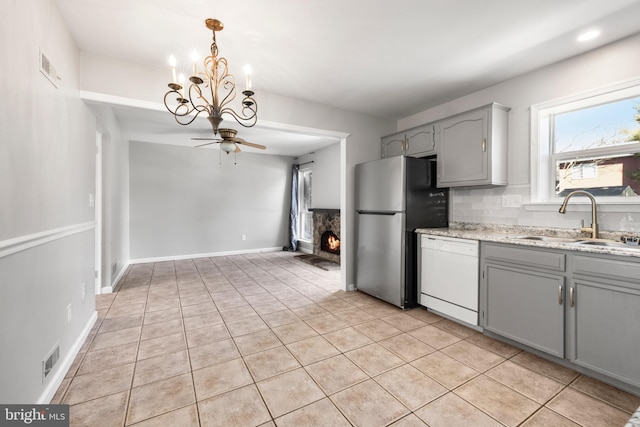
left=355, top=156, right=448, bottom=308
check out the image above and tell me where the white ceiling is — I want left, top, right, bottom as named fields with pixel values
left=56, top=0, right=640, bottom=156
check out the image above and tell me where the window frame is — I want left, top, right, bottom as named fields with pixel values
left=530, top=77, right=640, bottom=206
left=297, top=167, right=313, bottom=243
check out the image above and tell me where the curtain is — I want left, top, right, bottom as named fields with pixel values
left=284, top=164, right=299, bottom=251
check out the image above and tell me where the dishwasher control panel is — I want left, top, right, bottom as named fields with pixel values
left=421, top=235, right=479, bottom=255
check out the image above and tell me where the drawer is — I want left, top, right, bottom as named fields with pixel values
left=483, top=243, right=565, bottom=272
left=573, top=255, right=640, bottom=285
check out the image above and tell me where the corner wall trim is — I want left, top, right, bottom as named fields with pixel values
left=129, top=247, right=282, bottom=264
left=0, top=221, right=96, bottom=259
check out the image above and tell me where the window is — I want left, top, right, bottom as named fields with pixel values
left=533, top=80, right=640, bottom=202
left=297, top=169, right=312, bottom=241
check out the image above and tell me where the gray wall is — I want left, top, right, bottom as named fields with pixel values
left=91, top=104, right=130, bottom=290
left=398, top=33, right=640, bottom=232
left=0, top=1, right=97, bottom=403
left=129, top=141, right=293, bottom=260
left=297, top=142, right=341, bottom=209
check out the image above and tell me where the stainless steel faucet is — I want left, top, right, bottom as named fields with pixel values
left=558, top=190, right=599, bottom=239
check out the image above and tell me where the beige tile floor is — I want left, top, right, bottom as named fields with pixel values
left=52, top=252, right=640, bottom=427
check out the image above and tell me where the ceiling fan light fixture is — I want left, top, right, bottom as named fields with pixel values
left=220, top=141, right=236, bottom=153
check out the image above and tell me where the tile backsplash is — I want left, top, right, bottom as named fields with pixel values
left=450, top=186, right=639, bottom=234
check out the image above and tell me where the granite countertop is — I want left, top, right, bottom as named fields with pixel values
left=415, top=223, right=640, bottom=258
left=626, top=409, right=640, bottom=427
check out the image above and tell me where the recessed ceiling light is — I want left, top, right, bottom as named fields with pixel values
left=577, top=29, right=601, bottom=42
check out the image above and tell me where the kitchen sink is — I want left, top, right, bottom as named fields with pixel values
left=510, top=236, right=581, bottom=243
left=573, top=239, right=638, bottom=249
left=509, top=236, right=640, bottom=250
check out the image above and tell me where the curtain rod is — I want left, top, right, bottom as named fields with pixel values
left=297, top=161, right=314, bottom=166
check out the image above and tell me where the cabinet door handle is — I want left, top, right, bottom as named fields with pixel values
left=569, top=287, right=575, bottom=308
left=558, top=285, right=563, bottom=305
left=405, top=136, right=409, bottom=151
left=482, top=138, right=487, bottom=152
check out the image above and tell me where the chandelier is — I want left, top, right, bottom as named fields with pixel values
left=164, top=18, right=257, bottom=135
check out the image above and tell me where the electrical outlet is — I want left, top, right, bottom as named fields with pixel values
left=67, top=304, right=72, bottom=324
left=241, top=234, right=247, bottom=241
left=81, top=282, right=86, bottom=300
left=501, top=195, right=522, bottom=208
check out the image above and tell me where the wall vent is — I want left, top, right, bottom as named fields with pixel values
left=39, top=49, right=60, bottom=88
left=112, top=261, right=118, bottom=276
left=43, top=344, right=60, bottom=382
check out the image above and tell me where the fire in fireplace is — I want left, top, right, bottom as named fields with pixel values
left=320, top=230, right=341, bottom=255
left=310, top=208, right=340, bottom=264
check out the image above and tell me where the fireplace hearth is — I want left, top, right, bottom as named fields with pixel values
left=310, top=208, right=340, bottom=264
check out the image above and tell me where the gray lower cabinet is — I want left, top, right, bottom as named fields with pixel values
left=481, top=243, right=565, bottom=358
left=481, top=242, right=640, bottom=391
left=569, top=255, right=640, bottom=388
left=484, top=264, right=565, bottom=357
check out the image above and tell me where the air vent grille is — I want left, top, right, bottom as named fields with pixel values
left=43, top=345, right=60, bottom=382
left=39, top=49, right=60, bottom=88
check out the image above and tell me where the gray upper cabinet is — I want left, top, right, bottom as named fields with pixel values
left=436, top=103, right=510, bottom=187
left=381, top=133, right=406, bottom=158
left=405, top=124, right=436, bottom=157
left=381, top=123, right=436, bottom=159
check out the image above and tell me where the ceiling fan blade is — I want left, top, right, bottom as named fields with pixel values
left=195, top=141, right=220, bottom=147
left=191, top=137, right=221, bottom=141
left=234, top=138, right=267, bottom=150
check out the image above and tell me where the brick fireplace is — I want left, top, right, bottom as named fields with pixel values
left=310, top=208, right=340, bottom=264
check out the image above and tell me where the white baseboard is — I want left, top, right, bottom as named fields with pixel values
left=38, top=311, right=98, bottom=404
left=100, top=262, right=130, bottom=294
left=129, top=247, right=283, bottom=264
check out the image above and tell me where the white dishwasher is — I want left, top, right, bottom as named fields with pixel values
left=419, top=235, right=479, bottom=325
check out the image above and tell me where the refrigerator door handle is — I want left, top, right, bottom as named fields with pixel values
left=356, top=210, right=398, bottom=215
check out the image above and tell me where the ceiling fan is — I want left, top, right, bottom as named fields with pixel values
left=191, top=128, right=266, bottom=154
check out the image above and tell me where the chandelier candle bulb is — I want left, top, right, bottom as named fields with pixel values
left=191, top=50, right=199, bottom=76
left=169, top=55, right=177, bottom=83
left=244, top=64, right=252, bottom=91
